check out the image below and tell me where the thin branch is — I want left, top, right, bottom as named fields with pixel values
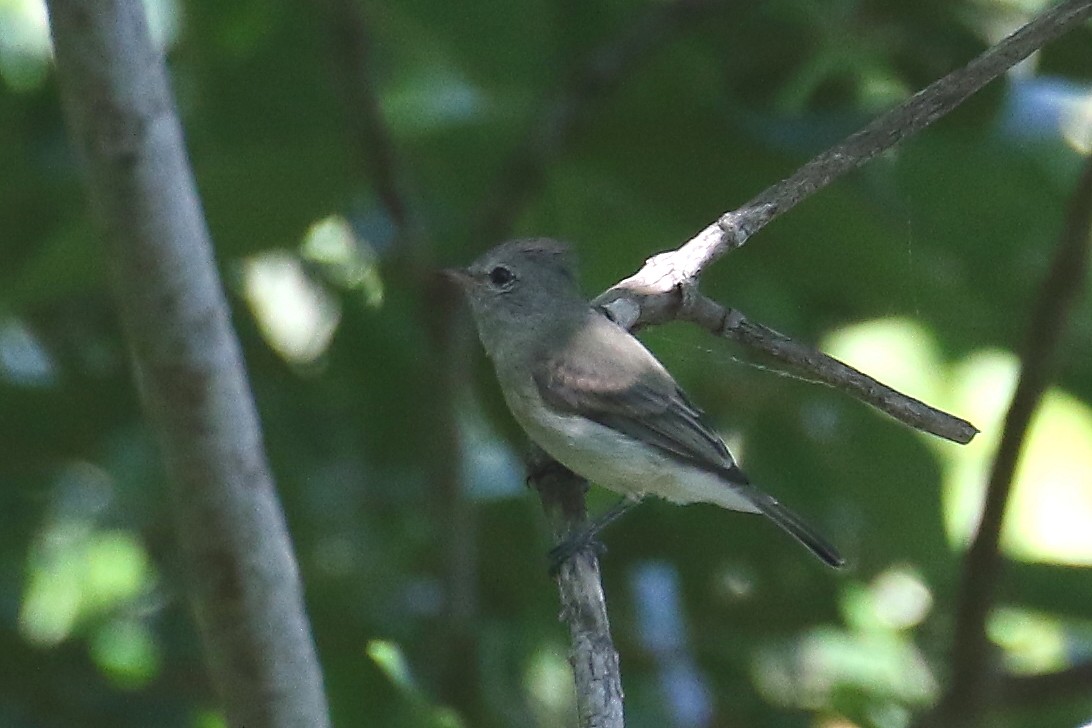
left=596, top=0, right=1092, bottom=442
left=470, top=4, right=719, bottom=720
left=316, top=1, right=486, bottom=719
left=527, top=448, right=625, bottom=728
left=639, top=0, right=1092, bottom=280
left=45, top=1, right=329, bottom=727
left=475, top=0, right=719, bottom=244
left=595, top=270, right=978, bottom=443
left=686, top=296, right=979, bottom=442
left=927, top=154, right=1092, bottom=726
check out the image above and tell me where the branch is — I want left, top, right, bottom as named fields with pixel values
left=926, top=153, right=1092, bottom=726
left=475, top=0, right=719, bottom=243
left=597, top=1, right=1092, bottom=442
left=528, top=448, right=625, bottom=728
left=685, top=295, right=979, bottom=443
left=611, top=0, right=1092, bottom=283
left=594, top=268, right=978, bottom=442
left=45, top=2, right=330, bottom=727
left=316, top=2, right=486, bottom=718
left=469, top=5, right=720, bottom=720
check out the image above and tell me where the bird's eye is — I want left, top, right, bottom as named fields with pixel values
left=488, top=265, right=516, bottom=289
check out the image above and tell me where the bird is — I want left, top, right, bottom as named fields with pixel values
left=445, top=238, right=844, bottom=568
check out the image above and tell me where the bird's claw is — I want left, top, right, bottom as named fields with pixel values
left=547, top=531, right=607, bottom=575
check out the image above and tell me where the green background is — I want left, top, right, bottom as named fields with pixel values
left=1, top=0, right=1091, bottom=726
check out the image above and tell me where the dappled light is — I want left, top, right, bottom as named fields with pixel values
left=524, top=646, right=575, bottom=728
left=825, top=321, right=1092, bottom=567
left=192, top=710, right=227, bottom=728
left=240, top=251, right=340, bottom=366
left=1060, top=91, right=1092, bottom=153
left=823, top=318, right=1092, bottom=720
left=752, top=566, right=939, bottom=725
left=89, top=618, right=160, bottom=689
left=0, top=0, right=49, bottom=90
left=300, top=215, right=385, bottom=309
left=0, top=315, right=56, bottom=386
left=1002, top=77, right=1092, bottom=153
left=0, top=0, right=183, bottom=91
left=988, top=606, right=1070, bottom=674
left=367, top=640, right=465, bottom=727
left=18, top=463, right=160, bottom=688
left=945, top=351, right=1092, bottom=565
left=7, top=0, right=1092, bottom=725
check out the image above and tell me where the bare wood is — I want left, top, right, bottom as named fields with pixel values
left=596, top=0, right=1092, bottom=444
left=615, top=0, right=1092, bottom=280
left=686, top=296, right=979, bottom=443
left=45, top=1, right=330, bottom=726
left=528, top=450, right=625, bottom=728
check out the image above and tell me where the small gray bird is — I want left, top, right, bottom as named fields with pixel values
left=447, top=238, right=843, bottom=568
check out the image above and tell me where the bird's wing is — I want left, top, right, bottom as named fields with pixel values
left=532, top=313, right=745, bottom=480
left=534, top=312, right=845, bottom=569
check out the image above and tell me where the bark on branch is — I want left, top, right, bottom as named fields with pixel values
left=45, top=1, right=330, bottom=726
left=478, top=2, right=1089, bottom=725
left=605, top=0, right=1092, bottom=281
left=528, top=448, right=625, bottom=728
left=598, top=0, right=1092, bottom=443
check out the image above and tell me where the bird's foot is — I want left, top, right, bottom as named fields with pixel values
left=525, top=458, right=580, bottom=489
left=547, top=530, right=607, bottom=576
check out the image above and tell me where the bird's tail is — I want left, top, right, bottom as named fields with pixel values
left=744, top=485, right=845, bottom=568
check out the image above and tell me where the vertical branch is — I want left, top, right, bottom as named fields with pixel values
left=45, top=1, right=330, bottom=727
left=528, top=449, right=625, bottom=728
left=316, top=0, right=483, bottom=718
left=928, top=156, right=1092, bottom=726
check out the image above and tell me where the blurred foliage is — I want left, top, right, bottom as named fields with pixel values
left=2, top=0, right=1091, bottom=727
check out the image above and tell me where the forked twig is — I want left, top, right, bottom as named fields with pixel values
left=597, top=0, right=1092, bottom=444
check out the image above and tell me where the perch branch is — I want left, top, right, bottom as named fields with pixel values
left=471, top=4, right=720, bottom=721
left=528, top=447, right=625, bottom=728
left=606, top=0, right=1092, bottom=284
left=926, top=153, right=1092, bottom=726
left=598, top=0, right=1092, bottom=442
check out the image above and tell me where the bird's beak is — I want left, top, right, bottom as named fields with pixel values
left=441, top=267, right=473, bottom=287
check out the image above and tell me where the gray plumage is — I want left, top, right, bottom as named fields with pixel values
left=448, top=238, right=843, bottom=568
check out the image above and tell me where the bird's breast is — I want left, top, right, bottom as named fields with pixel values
left=494, top=366, right=758, bottom=513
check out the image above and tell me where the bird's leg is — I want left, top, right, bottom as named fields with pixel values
left=547, top=496, right=644, bottom=574
left=525, top=457, right=583, bottom=491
